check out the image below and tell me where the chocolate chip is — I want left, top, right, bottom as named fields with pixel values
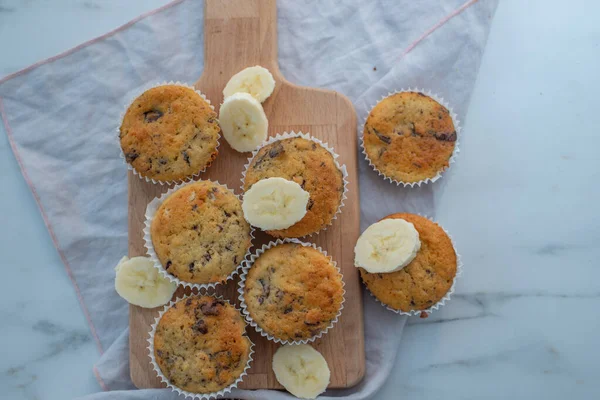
left=320, top=162, right=325, bottom=167
left=192, top=204, right=198, bottom=211
left=217, top=225, right=223, bottom=232
left=165, top=260, right=172, bottom=270
left=378, top=148, right=386, bottom=158
left=192, top=319, right=208, bottom=334
left=233, top=255, right=238, bottom=265
left=311, top=143, right=317, bottom=150
left=284, top=306, right=293, bottom=314
left=295, top=332, right=303, bottom=338
left=143, top=109, right=163, bottom=122
left=307, top=198, right=314, bottom=211
left=156, top=349, right=164, bottom=357
left=259, top=278, right=270, bottom=298
left=200, top=301, right=220, bottom=316
left=182, top=150, right=190, bottom=165
left=204, top=253, right=211, bottom=262
left=186, top=299, right=192, bottom=307
left=125, top=152, right=139, bottom=163
left=372, top=127, right=391, bottom=144
left=304, top=320, right=319, bottom=326
left=426, top=269, right=431, bottom=274
left=268, top=142, right=284, bottom=158
left=192, top=225, right=198, bottom=230
left=225, top=244, right=232, bottom=251
left=159, top=158, right=168, bottom=165
left=258, top=296, right=264, bottom=305
left=207, top=117, right=216, bottom=124
left=224, top=210, right=231, bottom=218
left=410, top=300, right=416, bottom=306
left=433, top=131, right=457, bottom=142
left=188, top=262, right=195, bottom=272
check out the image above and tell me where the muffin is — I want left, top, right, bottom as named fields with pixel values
left=360, top=213, right=457, bottom=313
left=241, top=240, right=344, bottom=342
left=149, top=180, right=252, bottom=286
left=119, top=84, right=220, bottom=182
left=243, top=134, right=346, bottom=237
left=152, top=295, right=252, bottom=395
left=362, top=91, right=457, bottom=184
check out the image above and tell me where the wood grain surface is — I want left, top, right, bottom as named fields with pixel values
left=129, top=0, right=364, bottom=391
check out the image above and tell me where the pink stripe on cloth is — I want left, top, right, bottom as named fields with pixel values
left=0, top=96, right=105, bottom=355
left=401, top=0, right=480, bottom=58
left=0, top=0, right=184, bottom=85
left=93, top=365, right=109, bottom=392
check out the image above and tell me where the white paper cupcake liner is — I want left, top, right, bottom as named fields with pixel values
left=360, top=88, right=461, bottom=187
left=362, top=214, right=463, bottom=317
left=237, top=238, right=345, bottom=344
left=117, top=81, right=221, bottom=185
left=240, top=131, right=349, bottom=238
left=148, top=294, right=254, bottom=399
left=143, top=179, right=254, bottom=291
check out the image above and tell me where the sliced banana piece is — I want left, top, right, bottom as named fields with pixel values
left=272, top=344, right=330, bottom=399
left=243, top=177, right=309, bottom=230
left=219, top=92, right=268, bottom=152
left=114, top=256, right=177, bottom=308
left=223, top=65, right=275, bottom=103
left=354, top=218, right=421, bottom=273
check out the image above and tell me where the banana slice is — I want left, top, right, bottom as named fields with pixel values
left=114, top=256, right=177, bottom=308
left=354, top=218, right=421, bottom=273
left=219, top=92, right=269, bottom=152
left=223, top=65, right=276, bottom=103
left=242, top=177, right=309, bottom=230
left=272, top=344, right=330, bottom=399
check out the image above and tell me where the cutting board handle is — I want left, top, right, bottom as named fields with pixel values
left=198, top=0, right=281, bottom=89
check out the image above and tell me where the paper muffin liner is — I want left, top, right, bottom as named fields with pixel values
left=143, top=180, right=255, bottom=291
left=117, top=81, right=221, bottom=185
left=148, top=294, right=254, bottom=399
left=237, top=238, right=345, bottom=344
left=360, top=88, right=461, bottom=187
left=361, top=214, right=463, bottom=317
left=240, top=131, right=349, bottom=238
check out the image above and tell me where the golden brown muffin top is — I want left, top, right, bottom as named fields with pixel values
left=151, top=180, right=251, bottom=285
left=120, top=85, right=220, bottom=181
left=363, top=92, right=456, bottom=183
left=243, top=242, right=344, bottom=341
left=154, top=295, right=251, bottom=394
left=360, top=213, right=457, bottom=311
left=244, top=137, right=344, bottom=238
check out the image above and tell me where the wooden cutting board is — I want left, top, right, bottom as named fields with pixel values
left=128, top=0, right=364, bottom=390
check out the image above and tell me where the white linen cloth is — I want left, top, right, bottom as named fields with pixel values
left=0, top=0, right=498, bottom=398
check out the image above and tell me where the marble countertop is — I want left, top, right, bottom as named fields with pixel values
left=1, top=1, right=598, bottom=399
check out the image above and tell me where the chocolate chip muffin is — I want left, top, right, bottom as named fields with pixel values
left=360, top=213, right=457, bottom=312
left=150, top=180, right=252, bottom=285
left=363, top=92, right=457, bottom=184
left=120, top=84, right=220, bottom=182
left=152, top=295, right=252, bottom=394
left=243, top=136, right=345, bottom=238
left=242, top=241, right=344, bottom=341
